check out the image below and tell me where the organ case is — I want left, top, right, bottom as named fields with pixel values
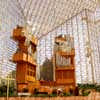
left=54, top=35, right=76, bottom=90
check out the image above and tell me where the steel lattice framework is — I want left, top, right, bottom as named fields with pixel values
left=0, top=0, right=100, bottom=88
left=17, top=0, right=98, bottom=38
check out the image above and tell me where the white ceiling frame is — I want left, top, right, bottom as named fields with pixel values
left=16, top=0, right=97, bottom=39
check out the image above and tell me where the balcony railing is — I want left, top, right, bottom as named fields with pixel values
left=56, top=66, right=75, bottom=70
left=12, top=52, right=36, bottom=66
left=56, top=79, right=74, bottom=84
left=12, top=27, right=38, bottom=46
left=26, top=76, right=36, bottom=82
left=56, top=49, right=75, bottom=57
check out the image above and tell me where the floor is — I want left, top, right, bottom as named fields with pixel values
left=0, top=92, right=100, bottom=100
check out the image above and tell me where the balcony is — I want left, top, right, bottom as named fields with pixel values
left=31, top=36, right=38, bottom=46
left=55, top=37, right=66, bottom=43
left=56, top=79, right=74, bottom=84
left=12, top=52, right=36, bottom=66
left=12, top=27, right=25, bottom=41
left=56, top=66, right=75, bottom=70
left=56, top=49, right=75, bottom=57
left=12, top=27, right=38, bottom=46
left=26, top=76, right=36, bottom=82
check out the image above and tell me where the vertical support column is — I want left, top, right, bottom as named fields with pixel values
left=85, top=9, right=95, bottom=84
left=94, top=6, right=100, bottom=83
left=81, top=11, right=89, bottom=83
left=76, top=15, right=83, bottom=83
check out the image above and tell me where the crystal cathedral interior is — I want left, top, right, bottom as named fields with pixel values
left=0, top=0, right=100, bottom=99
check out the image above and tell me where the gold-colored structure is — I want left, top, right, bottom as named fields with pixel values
left=39, top=35, right=76, bottom=92
left=12, top=26, right=38, bottom=92
left=12, top=27, right=76, bottom=93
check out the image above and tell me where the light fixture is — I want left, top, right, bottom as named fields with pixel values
left=27, top=20, right=32, bottom=26
left=85, top=41, right=93, bottom=58
left=32, top=26, right=36, bottom=32
left=62, top=34, right=65, bottom=38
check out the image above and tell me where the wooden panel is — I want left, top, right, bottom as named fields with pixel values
left=18, top=42, right=28, bottom=53
left=12, top=52, right=36, bottom=66
left=12, top=27, right=25, bottom=41
left=12, top=26, right=37, bottom=93
left=13, top=52, right=27, bottom=62
left=56, top=66, right=74, bottom=70
left=17, top=63, right=36, bottom=83
left=55, top=37, right=66, bottom=42
left=56, top=70, right=74, bottom=78
left=26, top=64, right=36, bottom=82
left=16, top=63, right=27, bottom=83
left=56, top=79, right=74, bottom=84
left=26, top=76, right=35, bottom=82
left=56, top=70, right=75, bottom=85
left=27, top=54, right=36, bottom=65
left=17, top=83, right=28, bottom=92
left=12, top=27, right=38, bottom=46
left=31, top=36, right=38, bottom=46
left=56, top=49, right=75, bottom=57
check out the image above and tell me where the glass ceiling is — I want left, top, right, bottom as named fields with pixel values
left=17, top=0, right=97, bottom=39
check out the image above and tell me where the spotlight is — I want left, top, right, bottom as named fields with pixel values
left=27, top=20, right=32, bottom=26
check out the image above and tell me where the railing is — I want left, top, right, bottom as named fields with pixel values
left=56, top=49, right=75, bottom=57
left=56, top=66, right=75, bottom=70
left=26, top=75, right=35, bottom=82
left=12, top=52, right=36, bottom=66
left=12, top=27, right=25, bottom=40
left=56, top=79, right=74, bottom=84
left=12, top=27, right=38, bottom=45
